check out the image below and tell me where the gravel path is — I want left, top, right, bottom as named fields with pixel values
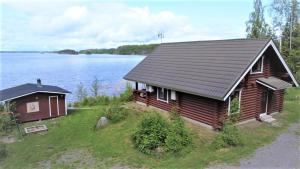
left=208, top=123, right=300, bottom=169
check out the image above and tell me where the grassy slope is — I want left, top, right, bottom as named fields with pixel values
left=0, top=88, right=299, bottom=169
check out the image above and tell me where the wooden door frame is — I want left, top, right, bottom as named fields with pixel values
left=261, top=90, right=269, bottom=116
left=48, top=96, right=59, bottom=117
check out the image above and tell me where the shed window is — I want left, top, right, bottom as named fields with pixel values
left=251, top=57, right=263, bottom=74
left=157, top=87, right=168, bottom=102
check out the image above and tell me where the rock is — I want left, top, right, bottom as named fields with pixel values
left=96, top=117, right=108, bottom=128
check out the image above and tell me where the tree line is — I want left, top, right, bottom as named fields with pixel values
left=79, top=44, right=159, bottom=55
left=246, top=0, right=300, bottom=80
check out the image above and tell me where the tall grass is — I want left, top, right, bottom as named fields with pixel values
left=73, top=82, right=133, bottom=107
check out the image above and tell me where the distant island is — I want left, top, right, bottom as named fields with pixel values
left=55, top=44, right=159, bottom=55
left=56, top=49, right=79, bottom=55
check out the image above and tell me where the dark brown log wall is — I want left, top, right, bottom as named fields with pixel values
left=13, top=93, right=66, bottom=122
left=180, top=93, right=218, bottom=127
left=133, top=47, right=289, bottom=127
left=134, top=88, right=219, bottom=127
left=221, top=47, right=288, bottom=122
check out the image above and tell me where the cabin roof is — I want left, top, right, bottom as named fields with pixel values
left=124, top=38, right=298, bottom=101
left=0, top=83, right=70, bottom=102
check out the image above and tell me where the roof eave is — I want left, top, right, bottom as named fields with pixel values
left=0, top=91, right=70, bottom=102
left=124, top=78, right=224, bottom=101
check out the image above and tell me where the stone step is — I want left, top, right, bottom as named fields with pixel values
left=260, top=114, right=276, bottom=123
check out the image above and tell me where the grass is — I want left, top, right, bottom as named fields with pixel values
left=0, top=88, right=299, bottom=169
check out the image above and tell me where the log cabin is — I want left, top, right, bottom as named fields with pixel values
left=124, top=38, right=299, bottom=129
left=0, top=79, right=70, bottom=122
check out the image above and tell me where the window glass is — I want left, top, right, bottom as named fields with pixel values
left=251, top=57, right=263, bottom=73
left=158, top=87, right=168, bottom=101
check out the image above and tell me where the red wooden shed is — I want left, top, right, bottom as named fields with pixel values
left=124, top=38, right=298, bottom=129
left=0, top=79, right=70, bottom=122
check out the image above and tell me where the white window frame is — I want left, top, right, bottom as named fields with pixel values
left=157, top=87, right=169, bottom=103
left=227, top=89, right=242, bottom=115
left=250, top=56, right=264, bottom=74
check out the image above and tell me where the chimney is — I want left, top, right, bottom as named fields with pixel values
left=37, top=79, right=42, bottom=87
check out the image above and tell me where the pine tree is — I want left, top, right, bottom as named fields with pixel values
left=246, top=0, right=272, bottom=38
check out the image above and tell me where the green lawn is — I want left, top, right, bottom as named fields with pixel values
left=0, top=88, right=299, bottom=169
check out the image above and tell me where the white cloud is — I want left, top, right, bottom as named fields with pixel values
left=1, top=0, right=245, bottom=51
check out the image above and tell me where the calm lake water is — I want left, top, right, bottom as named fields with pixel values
left=0, top=53, right=144, bottom=102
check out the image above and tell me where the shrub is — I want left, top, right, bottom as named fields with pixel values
left=0, top=103, right=4, bottom=112
left=74, top=95, right=112, bottom=107
left=165, top=117, right=191, bottom=153
left=105, top=104, right=127, bottom=123
left=132, top=112, right=168, bottom=154
left=165, top=107, right=192, bottom=153
left=212, top=97, right=243, bottom=149
left=228, top=98, right=240, bottom=123
left=133, top=109, right=192, bottom=154
left=0, top=115, right=11, bottom=133
left=0, top=144, right=7, bottom=160
left=76, top=82, right=88, bottom=101
left=213, top=121, right=243, bottom=149
left=120, top=82, right=133, bottom=102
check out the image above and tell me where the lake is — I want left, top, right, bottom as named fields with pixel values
left=0, top=52, right=145, bottom=102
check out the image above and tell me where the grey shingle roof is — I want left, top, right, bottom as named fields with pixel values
left=0, top=83, right=70, bottom=101
left=124, top=38, right=271, bottom=100
left=257, top=76, right=292, bottom=90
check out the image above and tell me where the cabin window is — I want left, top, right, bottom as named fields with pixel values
left=228, top=89, right=242, bottom=115
left=138, top=83, right=146, bottom=90
left=157, top=87, right=168, bottom=102
left=251, top=57, right=263, bottom=74
left=26, top=101, right=40, bottom=113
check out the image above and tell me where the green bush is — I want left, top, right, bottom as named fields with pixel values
left=132, top=112, right=168, bottom=154
left=164, top=108, right=191, bottom=152
left=74, top=95, right=111, bottom=107
left=105, top=104, right=128, bottom=123
left=0, top=115, right=11, bottom=133
left=0, top=144, right=7, bottom=160
left=213, top=97, right=243, bottom=149
left=0, top=103, right=4, bottom=112
left=213, top=121, right=243, bottom=149
left=73, top=82, right=133, bottom=107
left=120, top=82, right=133, bottom=102
left=165, top=117, right=191, bottom=153
left=133, top=109, right=192, bottom=154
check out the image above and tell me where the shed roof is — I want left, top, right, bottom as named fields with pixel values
left=257, top=77, right=292, bottom=90
left=0, top=83, right=70, bottom=102
left=124, top=38, right=298, bottom=101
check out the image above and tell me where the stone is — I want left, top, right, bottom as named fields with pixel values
left=96, top=117, right=108, bottom=128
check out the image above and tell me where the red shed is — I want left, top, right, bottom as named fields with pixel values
left=124, top=38, right=299, bottom=129
left=0, top=79, right=70, bottom=122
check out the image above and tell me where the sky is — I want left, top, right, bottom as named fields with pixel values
left=0, top=0, right=273, bottom=51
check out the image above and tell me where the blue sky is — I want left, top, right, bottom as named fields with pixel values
left=0, top=0, right=273, bottom=51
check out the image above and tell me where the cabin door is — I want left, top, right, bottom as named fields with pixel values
left=261, top=91, right=269, bottom=115
left=49, top=96, right=59, bottom=117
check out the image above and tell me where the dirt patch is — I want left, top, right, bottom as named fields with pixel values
left=0, top=135, right=17, bottom=144
left=34, top=149, right=109, bottom=169
left=36, top=160, right=51, bottom=169
left=239, top=120, right=261, bottom=129
left=111, top=164, right=131, bottom=169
